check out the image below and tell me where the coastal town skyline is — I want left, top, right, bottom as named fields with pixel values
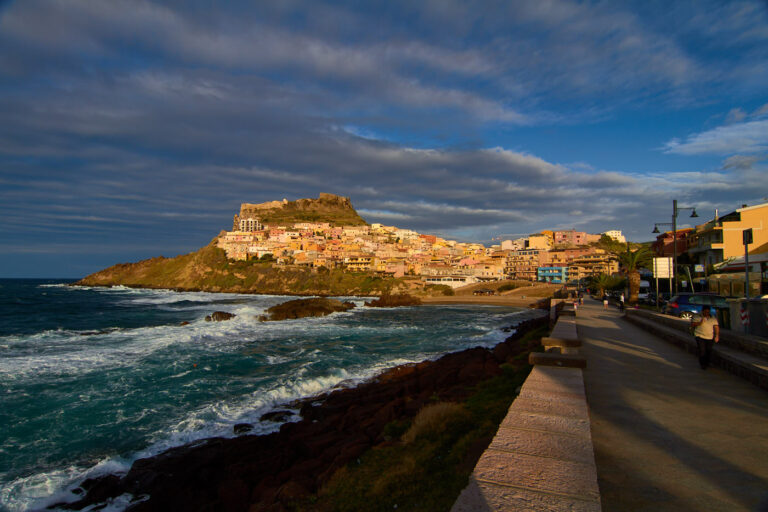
left=2, top=1, right=768, bottom=277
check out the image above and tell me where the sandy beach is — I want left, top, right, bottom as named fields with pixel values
left=420, top=295, right=546, bottom=307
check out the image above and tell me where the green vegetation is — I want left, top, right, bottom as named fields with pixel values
left=425, top=284, right=455, bottom=296
left=497, top=282, right=517, bottom=292
left=255, top=196, right=368, bottom=227
left=301, top=325, right=548, bottom=512
left=589, top=273, right=626, bottom=296
left=618, top=246, right=652, bottom=304
left=77, top=242, right=402, bottom=296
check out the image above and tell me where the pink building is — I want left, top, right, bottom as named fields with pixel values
left=554, top=230, right=588, bottom=246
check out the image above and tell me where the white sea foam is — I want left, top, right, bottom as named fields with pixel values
left=1, top=296, right=543, bottom=512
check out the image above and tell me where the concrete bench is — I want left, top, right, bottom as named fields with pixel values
left=624, top=310, right=768, bottom=391
left=452, top=366, right=601, bottom=511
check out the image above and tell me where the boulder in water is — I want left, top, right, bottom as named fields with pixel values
left=233, top=423, right=253, bottom=435
left=260, top=410, right=295, bottom=422
left=261, top=298, right=355, bottom=322
left=205, top=311, right=236, bottom=322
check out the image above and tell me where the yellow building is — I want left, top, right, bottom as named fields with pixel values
left=527, top=233, right=552, bottom=250
left=689, top=202, right=768, bottom=267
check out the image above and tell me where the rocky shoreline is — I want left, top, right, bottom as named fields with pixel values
left=50, top=315, right=547, bottom=512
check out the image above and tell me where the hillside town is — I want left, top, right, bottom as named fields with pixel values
left=217, top=202, right=623, bottom=288
left=217, top=198, right=768, bottom=297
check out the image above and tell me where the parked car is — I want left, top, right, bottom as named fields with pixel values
left=643, top=291, right=670, bottom=306
left=664, top=293, right=729, bottom=319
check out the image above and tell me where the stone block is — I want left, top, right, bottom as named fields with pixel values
left=529, top=352, right=587, bottom=368
left=499, top=410, right=592, bottom=438
left=473, top=450, right=600, bottom=502
left=508, top=397, right=589, bottom=420
left=451, top=478, right=601, bottom=512
left=489, top=427, right=595, bottom=465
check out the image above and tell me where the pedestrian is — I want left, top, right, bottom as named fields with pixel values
left=619, top=293, right=625, bottom=311
left=579, top=293, right=584, bottom=305
left=602, top=294, right=608, bottom=309
left=690, top=305, right=719, bottom=369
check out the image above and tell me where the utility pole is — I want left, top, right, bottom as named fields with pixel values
left=744, top=228, right=752, bottom=334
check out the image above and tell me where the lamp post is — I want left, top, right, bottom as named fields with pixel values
left=652, top=199, right=698, bottom=295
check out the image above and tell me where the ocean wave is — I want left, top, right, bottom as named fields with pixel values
left=0, top=301, right=542, bottom=512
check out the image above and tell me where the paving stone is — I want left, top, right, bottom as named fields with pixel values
left=524, top=367, right=585, bottom=389
left=518, top=384, right=587, bottom=403
left=473, top=450, right=600, bottom=502
left=520, top=377, right=585, bottom=396
left=510, top=396, right=589, bottom=419
left=451, top=478, right=601, bottom=512
left=489, top=427, right=596, bottom=465
left=529, top=352, right=587, bottom=368
left=499, top=410, right=592, bottom=438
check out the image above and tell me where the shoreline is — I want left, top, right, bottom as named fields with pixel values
left=50, top=315, right=548, bottom=512
left=71, top=282, right=552, bottom=308
left=421, top=295, right=546, bottom=307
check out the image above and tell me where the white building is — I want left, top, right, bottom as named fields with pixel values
left=603, top=230, right=626, bottom=243
left=239, top=218, right=263, bottom=232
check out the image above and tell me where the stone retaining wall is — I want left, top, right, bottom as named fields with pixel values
left=452, top=305, right=601, bottom=511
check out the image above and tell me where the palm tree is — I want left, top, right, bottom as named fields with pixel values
left=589, top=273, right=618, bottom=297
left=619, top=246, right=652, bottom=305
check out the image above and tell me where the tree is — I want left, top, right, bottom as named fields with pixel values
left=618, top=246, right=652, bottom=305
left=593, top=234, right=627, bottom=256
left=589, top=273, right=624, bottom=297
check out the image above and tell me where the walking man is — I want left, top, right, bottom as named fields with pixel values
left=691, top=305, right=719, bottom=369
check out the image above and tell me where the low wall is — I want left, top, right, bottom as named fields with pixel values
left=627, top=308, right=768, bottom=359
left=452, top=304, right=601, bottom=511
left=625, top=309, right=768, bottom=391
left=727, top=298, right=768, bottom=337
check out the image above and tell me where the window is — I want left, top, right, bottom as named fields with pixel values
left=712, top=296, right=727, bottom=308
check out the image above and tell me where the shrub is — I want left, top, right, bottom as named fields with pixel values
left=402, top=402, right=468, bottom=444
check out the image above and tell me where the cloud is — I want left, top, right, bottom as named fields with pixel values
left=663, top=119, right=768, bottom=155
left=1, top=0, right=768, bottom=276
left=726, top=108, right=747, bottom=124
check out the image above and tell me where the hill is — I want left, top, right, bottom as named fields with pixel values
left=235, top=193, right=367, bottom=227
left=76, top=241, right=401, bottom=296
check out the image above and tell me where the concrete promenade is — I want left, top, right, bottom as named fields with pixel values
left=578, top=298, right=768, bottom=511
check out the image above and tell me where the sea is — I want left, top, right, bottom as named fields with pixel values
left=0, top=278, right=542, bottom=511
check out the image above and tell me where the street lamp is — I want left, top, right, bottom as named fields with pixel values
left=652, top=199, right=698, bottom=295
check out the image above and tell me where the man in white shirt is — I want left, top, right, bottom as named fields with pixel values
left=691, top=305, right=720, bottom=370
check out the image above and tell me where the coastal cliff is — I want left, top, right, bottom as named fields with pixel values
left=75, top=241, right=401, bottom=296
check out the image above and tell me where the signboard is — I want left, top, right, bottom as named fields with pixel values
left=694, top=264, right=704, bottom=273
left=743, top=228, right=753, bottom=245
left=653, top=257, right=673, bottom=278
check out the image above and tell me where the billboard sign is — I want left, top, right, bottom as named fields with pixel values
left=653, top=257, right=673, bottom=278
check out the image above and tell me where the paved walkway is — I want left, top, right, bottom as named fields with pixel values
left=578, top=298, right=768, bottom=511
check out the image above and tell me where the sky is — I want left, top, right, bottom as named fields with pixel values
left=1, top=0, right=768, bottom=278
